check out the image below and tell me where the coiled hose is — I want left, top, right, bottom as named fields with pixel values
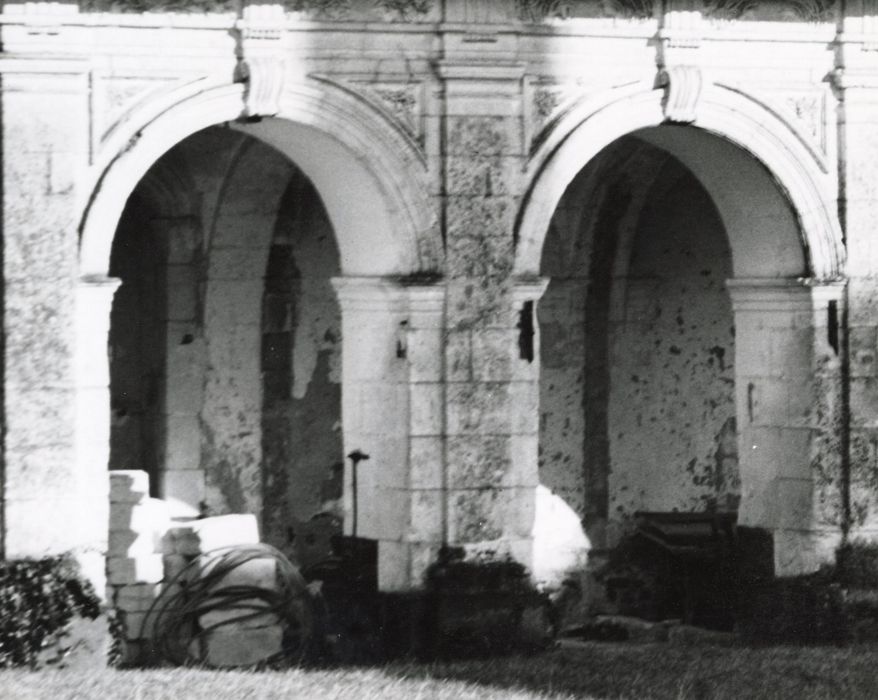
left=140, top=543, right=314, bottom=667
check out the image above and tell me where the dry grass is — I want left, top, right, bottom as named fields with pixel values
left=2, top=642, right=878, bottom=700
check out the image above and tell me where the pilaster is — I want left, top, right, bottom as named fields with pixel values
left=728, top=279, right=845, bottom=576
left=1, top=54, right=93, bottom=578
left=836, top=1, right=878, bottom=538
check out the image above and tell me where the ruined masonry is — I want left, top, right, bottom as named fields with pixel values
left=3, top=0, right=878, bottom=625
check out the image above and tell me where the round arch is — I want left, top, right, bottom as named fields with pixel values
left=78, top=77, right=441, bottom=278
left=515, top=80, right=845, bottom=280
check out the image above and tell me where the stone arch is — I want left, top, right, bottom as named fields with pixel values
left=525, top=81, right=848, bottom=581
left=79, top=77, right=440, bottom=279
left=516, top=80, right=844, bottom=280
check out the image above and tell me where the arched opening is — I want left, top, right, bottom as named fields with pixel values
left=86, top=85, right=441, bottom=593
left=107, top=126, right=344, bottom=565
left=533, top=121, right=843, bottom=624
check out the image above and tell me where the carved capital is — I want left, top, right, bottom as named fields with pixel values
left=659, top=65, right=703, bottom=124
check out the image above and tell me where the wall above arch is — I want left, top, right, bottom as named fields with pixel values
left=515, top=80, right=845, bottom=281
left=78, top=77, right=442, bottom=279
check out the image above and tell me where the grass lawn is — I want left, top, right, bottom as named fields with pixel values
left=1, top=642, right=877, bottom=700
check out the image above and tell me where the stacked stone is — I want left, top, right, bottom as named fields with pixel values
left=108, top=470, right=170, bottom=659
left=165, top=514, right=288, bottom=667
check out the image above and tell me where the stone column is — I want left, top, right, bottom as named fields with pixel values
left=332, top=277, right=411, bottom=589
left=74, top=277, right=121, bottom=592
left=728, top=279, right=845, bottom=576
left=0, top=55, right=95, bottom=580
left=389, top=284, right=446, bottom=590
left=436, top=58, right=532, bottom=565
left=837, top=2, right=878, bottom=540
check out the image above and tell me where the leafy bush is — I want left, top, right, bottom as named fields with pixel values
left=0, top=555, right=102, bottom=668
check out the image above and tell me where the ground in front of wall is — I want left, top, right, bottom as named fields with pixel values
left=1, top=641, right=878, bottom=700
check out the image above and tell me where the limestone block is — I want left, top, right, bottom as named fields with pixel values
left=208, top=247, right=268, bottom=282
left=773, top=530, right=820, bottom=577
left=5, top=222, right=72, bottom=289
left=4, top=498, right=102, bottom=556
left=409, top=382, right=443, bottom=436
left=447, top=488, right=504, bottom=544
left=407, top=490, right=443, bottom=542
left=445, top=329, right=472, bottom=381
left=197, top=624, right=284, bottom=667
left=409, top=435, right=444, bottom=490
left=446, top=382, right=510, bottom=436
left=850, top=377, right=878, bottom=428
left=471, top=329, right=515, bottom=382
left=164, top=267, right=199, bottom=321
left=378, top=540, right=413, bottom=592
left=4, top=445, right=76, bottom=501
left=504, top=487, right=537, bottom=540
left=750, top=426, right=812, bottom=480
left=205, top=280, right=264, bottom=330
left=408, top=541, right=443, bottom=586
left=508, top=435, right=540, bottom=488
left=160, top=469, right=205, bottom=516
left=161, top=220, right=200, bottom=264
left=445, top=155, right=518, bottom=197
left=446, top=435, right=508, bottom=489
left=163, top=554, right=189, bottom=581
left=113, top=583, right=163, bottom=613
left=770, top=328, right=813, bottom=378
left=110, top=470, right=150, bottom=504
left=748, top=378, right=789, bottom=427
left=162, top=414, right=201, bottom=471
left=4, top=278, right=74, bottom=387
left=732, top=323, right=772, bottom=377
left=5, top=387, right=74, bottom=451
left=169, top=514, right=260, bottom=556
left=199, top=558, right=280, bottom=630
left=109, top=530, right=161, bottom=559
left=107, top=555, right=164, bottom=586
left=775, top=478, right=815, bottom=530
left=787, top=379, right=817, bottom=429
left=358, top=383, right=408, bottom=437
left=75, top=386, right=112, bottom=447
left=164, top=371, right=205, bottom=414
left=340, top=322, right=404, bottom=382
left=366, top=487, right=410, bottom=542
left=121, top=610, right=157, bottom=641
left=850, top=326, right=878, bottom=378
left=508, top=381, right=539, bottom=435
left=406, top=328, right=442, bottom=382
left=848, top=278, right=878, bottom=326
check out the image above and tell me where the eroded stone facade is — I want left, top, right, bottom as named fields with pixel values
left=1, top=0, right=877, bottom=603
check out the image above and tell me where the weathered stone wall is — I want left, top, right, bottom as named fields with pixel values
left=609, top=162, right=737, bottom=531
left=261, top=169, right=343, bottom=555
left=0, top=0, right=871, bottom=596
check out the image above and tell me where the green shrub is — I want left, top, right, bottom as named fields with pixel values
left=0, top=555, right=102, bottom=668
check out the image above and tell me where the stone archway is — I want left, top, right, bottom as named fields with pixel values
left=77, top=77, right=444, bottom=590
left=519, top=79, right=846, bottom=582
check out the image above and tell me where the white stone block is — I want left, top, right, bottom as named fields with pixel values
left=110, top=470, right=149, bottom=504
left=113, top=583, right=163, bottom=613
left=160, top=470, right=205, bottom=517
left=107, top=555, right=164, bottom=585
left=409, top=382, right=443, bottom=436
left=109, top=530, right=160, bottom=558
left=169, top=514, right=260, bottom=555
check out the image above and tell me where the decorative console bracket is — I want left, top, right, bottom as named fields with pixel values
left=659, top=65, right=703, bottom=124
left=236, top=4, right=286, bottom=118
